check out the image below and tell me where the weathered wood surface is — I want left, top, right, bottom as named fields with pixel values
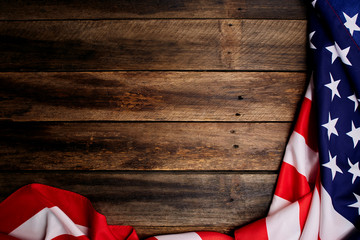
left=0, top=172, right=277, bottom=238
left=0, top=0, right=306, bottom=237
left=135, top=226, right=235, bottom=239
left=0, top=0, right=306, bottom=20
left=0, top=20, right=306, bottom=71
left=0, top=122, right=290, bottom=171
left=0, top=72, right=306, bottom=122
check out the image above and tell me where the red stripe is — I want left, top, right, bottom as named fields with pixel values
left=196, top=232, right=234, bottom=240
left=234, top=218, right=268, bottom=240
left=275, top=162, right=310, bottom=203
left=29, top=184, right=94, bottom=227
left=0, top=183, right=96, bottom=233
left=52, top=235, right=89, bottom=240
left=0, top=184, right=52, bottom=233
left=0, top=233, right=19, bottom=240
left=0, top=184, right=139, bottom=240
left=109, top=226, right=139, bottom=240
left=294, top=97, right=318, bottom=152
left=298, top=191, right=313, bottom=231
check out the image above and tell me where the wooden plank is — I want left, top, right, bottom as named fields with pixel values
left=134, top=226, right=235, bottom=239
left=0, top=122, right=290, bottom=171
left=0, top=72, right=306, bottom=122
left=0, top=0, right=306, bottom=20
left=0, top=20, right=306, bottom=71
left=0, top=172, right=277, bottom=237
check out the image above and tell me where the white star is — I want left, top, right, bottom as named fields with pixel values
left=322, top=113, right=339, bottom=140
left=343, top=12, right=360, bottom=36
left=326, top=42, right=352, bottom=66
left=312, top=0, right=317, bottom=8
left=323, top=151, right=343, bottom=180
left=347, top=121, right=360, bottom=148
left=348, top=193, right=360, bottom=215
left=348, top=158, right=360, bottom=184
left=348, top=94, right=359, bottom=112
left=325, top=73, right=341, bottom=101
left=309, top=31, right=316, bottom=49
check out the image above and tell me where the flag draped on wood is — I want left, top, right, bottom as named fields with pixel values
left=236, top=0, right=360, bottom=239
left=1, top=0, right=360, bottom=239
left=0, top=184, right=139, bottom=240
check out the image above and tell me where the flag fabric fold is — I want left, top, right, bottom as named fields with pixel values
left=237, top=0, right=360, bottom=239
left=0, top=183, right=139, bottom=240
left=146, top=232, right=233, bottom=240
left=1, top=1, right=360, bottom=239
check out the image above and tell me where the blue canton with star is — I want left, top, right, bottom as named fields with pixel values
left=309, top=0, right=360, bottom=232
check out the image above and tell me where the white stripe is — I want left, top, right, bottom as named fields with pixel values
left=319, top=185, right=355, bottom=240
left=266, top=201, right=301, bottom=240
left=268, top=195, right=291, bottom=216
left=9, top=207, right=88, bottom=240
left=300, top=186, right=320, bottom=240
left=153, top=232, right=202, bottom=240
left=283, top=132, right=319, bottom=184
left=305, top=74, right=314, bottom=101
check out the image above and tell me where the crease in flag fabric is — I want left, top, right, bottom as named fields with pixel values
left=0, top=183, right=139, bottom=240
left=236, top=0, right=360, bottom=239
left=2, top=1, right=360, bottom=240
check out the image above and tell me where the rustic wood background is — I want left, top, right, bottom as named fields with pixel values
left=0, top=0, right=308, bottom=238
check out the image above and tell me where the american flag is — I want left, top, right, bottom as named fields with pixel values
left=1, top=1, right=360, bottom=240
left=235, top=0, right=360, bottom=239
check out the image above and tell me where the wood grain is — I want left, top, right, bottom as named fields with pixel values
left=0, top=122, right=291, bottom=171
left=135, top=226, right=235, bottom=239
left=0, top=72, right=306, bottom=122
left=0, top=19, right=306, bottom=71
left=0, top=0, right=306, bottom=20
left=0, top=172, right=277, bottom=238
left=0, top=0, right=305, bottom=238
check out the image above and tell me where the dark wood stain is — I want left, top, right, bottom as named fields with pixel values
left=0, top=121, right=289, bottom=170
left=0, top=0, right=306, bottom=20
left=0, top=20, right=306, bottom=71
left=0, top=0, right=306, bottom=237
left=0, top=72, right=306, bottom=121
